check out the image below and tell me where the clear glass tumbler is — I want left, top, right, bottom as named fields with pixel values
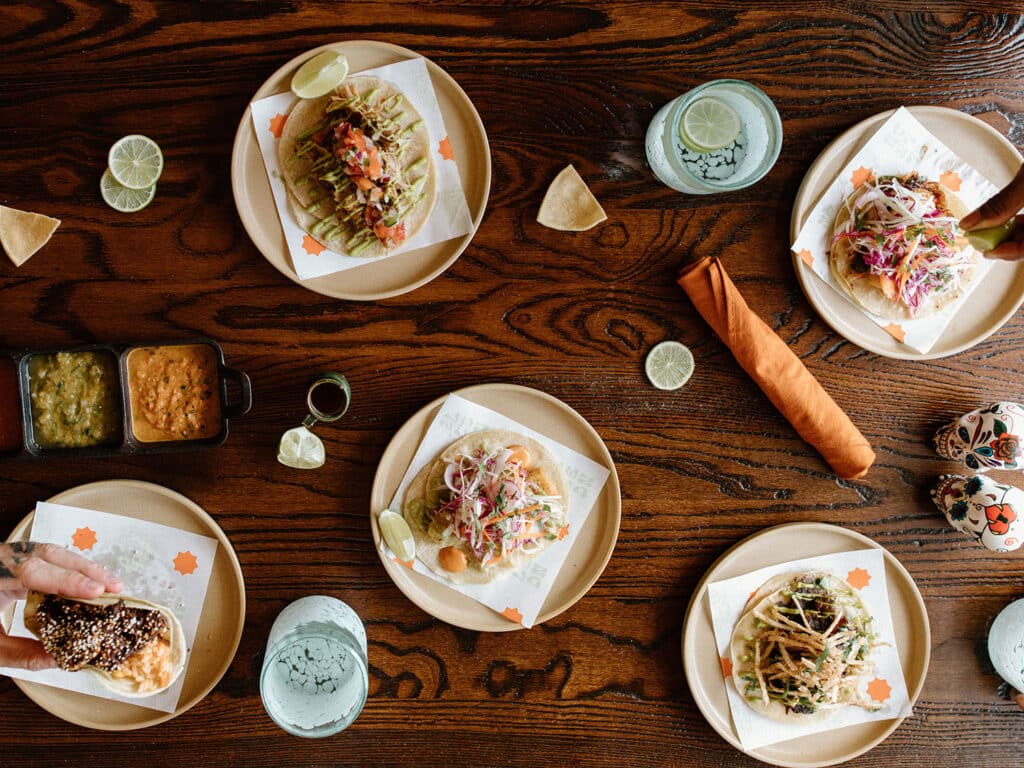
left=260, top=596, right=369, bottom=738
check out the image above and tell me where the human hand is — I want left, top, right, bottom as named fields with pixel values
left=961, top=164, right=1024, bottom=261
left=0, top=542, right=123, bottom=670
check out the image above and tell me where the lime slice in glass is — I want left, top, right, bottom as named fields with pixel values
left=645, top=341, right=695, bottom=390
left=107, top=135, right=164, bottom=190
left=100, top=168, right=156, bottom=212
left=378, top=510, right=416, bottom=562
left=277, top=425, right=326, bottom=469
left=291, top=51, right=349, bottom=99
left=966, top=221, right=1016, bottom=252
left=679, top=97, right=741, bottom=152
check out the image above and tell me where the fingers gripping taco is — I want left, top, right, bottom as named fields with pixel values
left=829, top=174, right=979, bottom=320
left=402, top=431, right=569, bottom=584
left=24, top=591, right=186, bottom=696
left=279, top=75, right=437, bottom=258
left=730, top=572, right=880, bottom=721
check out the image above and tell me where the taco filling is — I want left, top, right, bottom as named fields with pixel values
left=830, top=174, right=976, bottom=318
left=733, top=573, right=880, bottom=717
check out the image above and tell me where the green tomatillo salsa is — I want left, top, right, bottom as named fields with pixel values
left=28, top=350, right=122, bottom=448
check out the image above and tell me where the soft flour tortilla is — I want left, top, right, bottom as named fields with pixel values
left=24, top=591, right=186, bottom=697
left=730, top=571, right=870, bottom=723
left=402, top=430, right=568, bottom=585
left=278, top=75, right=437, bottom=258
left=829, top=176, right=978, bottom=321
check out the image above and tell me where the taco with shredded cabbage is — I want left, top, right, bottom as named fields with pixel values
left=829, top=174, right=979, bottom=320
left=278, top=75, right=436, bottom=258
left=402, top=430, right=569, bottom=584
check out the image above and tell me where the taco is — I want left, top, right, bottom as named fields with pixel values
left=24, top=591, right=186, bottom=696
left=278, top=75, right=436, bottom=258
left=730, top=571, right=880, bottom=721
left=402, top=430, right=569, bottom=584
left=829, top=173, right=979, bottom=320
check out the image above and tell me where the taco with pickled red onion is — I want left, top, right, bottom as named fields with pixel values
left=278, top=75, right=437, bottom=258
left=24, top=591, right=186, bottom=697
left=730, top=571, right=881, bottom=722
left=402, top=430, right=569, bottom=584
left=829, top=173, right=979, bottom=320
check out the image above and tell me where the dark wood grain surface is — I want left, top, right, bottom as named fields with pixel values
left=2, top=2, right=1023, bottom=766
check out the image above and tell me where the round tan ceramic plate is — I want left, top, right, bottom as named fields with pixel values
left=681, top=522, right=930, bottom=768
left=231, top=40, right=491, bottom=300
left=791, top=106, right=1024, bottom=359
left=3, top=480, right=246, bottom=730
left=369, top=383, right=621, bottom=631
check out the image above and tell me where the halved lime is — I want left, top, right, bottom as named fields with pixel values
left=966, top=221, right=1016, bottom=252
left=107, top=135, right=164, bottom=190
left=679, top=97, right=741, bottom=152
left=100, top=169, right=156, bottom=212
left=645, top=341, right=695, bottom=390
left=277, top=425, right=326, bottom=469
left=291, top=51, right=349, bottom=99
left=378, top=509, right=416, bottom=562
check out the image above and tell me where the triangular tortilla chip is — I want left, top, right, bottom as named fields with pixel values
left=0, top=205, right=60, bottom=267
left=537, top=165, right=607, bottom=232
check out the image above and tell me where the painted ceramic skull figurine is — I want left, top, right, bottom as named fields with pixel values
left=933, top=402, right=1024, bottom=472
left=931, top=474, right=1024, bottom=552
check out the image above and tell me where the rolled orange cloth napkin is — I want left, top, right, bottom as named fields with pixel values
left=678, top=256, right=875, bottom=480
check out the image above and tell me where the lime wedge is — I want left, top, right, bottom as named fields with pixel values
left=378, top=510, right=416, bottom=562
left=100, top=169, right=156, bottom=212
left=107, top=135, right=164, bottom=190
left=291, top=51, right=349, bottom=99
left=679, top=97, right=741, bottom=152
left=277, top=425, right=326, bottom=469
left=645, top=341, right=695, bottom=390
left=966, top=221, right=1016, bottom=252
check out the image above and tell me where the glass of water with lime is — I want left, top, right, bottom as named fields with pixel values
left=645, top=79, right=782, bottom=194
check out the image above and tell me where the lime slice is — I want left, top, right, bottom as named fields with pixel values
left=277, top=425, right=326, bottom=469
left=967, top=221, right=1016, bottom=252
left=100, top=169, right=156, bottom=212
left=291, top=51, right=349, bottom=99
left=378, top=510, right=416, bottom=562
left=645, top=341, right=695, bottom=390
left=107, top=135, right=164, bottom=190
left=679, top=97, right=741, bottom=152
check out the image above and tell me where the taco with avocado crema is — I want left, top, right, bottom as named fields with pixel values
left=730, top=571, right=881, bottom=721
left=829, top=173, right=979, bottom=320
left=402, top=430, right=569, bottom=584
left=24, top=591, right=186, bottom=697
left=279, top=75, right=436, bottom=258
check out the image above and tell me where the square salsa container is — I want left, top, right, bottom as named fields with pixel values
left=4, top=338, right=251, bottom=459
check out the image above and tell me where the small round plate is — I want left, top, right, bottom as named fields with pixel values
left=3, top=480, right=246, bottom=730
left=230, top=40, right=491, bottom=301
left=369, top=383, right=621, bottom=631
left=791, top=106, right=1024, bottom=359
left=681, top=522, right=930, bottom=768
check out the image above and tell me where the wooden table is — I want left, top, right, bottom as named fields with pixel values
left=2, top=3, right=1023, bottom=766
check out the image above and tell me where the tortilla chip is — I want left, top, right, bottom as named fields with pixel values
left=0, top=205, right=60, bottom=267
left=537, top=165, right=607, bottom=231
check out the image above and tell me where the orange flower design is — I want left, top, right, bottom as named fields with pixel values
left=438, top=136, right=454, bottom=161
left=985, top=503, right=1017, bottom=536
left=850, top=166, right=874, bottom=188
left=867, top=677, right=892, bottom=703
left=71, top=527, right=97, bottom=551
left=846, top=567, right=871, bottom=590
left=393, top=557, right=414, bottom=569
left=557, top=525, right=569, bottom=540
left=173, top=551, right=199, bottom=576
left=269, top=113, right=287, bottom=139
left=796, top=248, right=813, bottom=267
left=301, top=234, right=325, bottom=256
left=883, top=323, right=906, bottom=343
left=501, top=607, right=523, bottom=624
left=939, top=170, right=962, bottom=192
left=720, top=656, right=733, bottom=678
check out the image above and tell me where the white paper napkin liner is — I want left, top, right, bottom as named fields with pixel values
left=381, top=394, right=611, bottom=628
left=707, top=548, right=912, bottom=751
left=0, top=502, right=219, bottom=713
left=250, top=56, right=473, bottom=280
left=791, top=106, right=1000, bottom=353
